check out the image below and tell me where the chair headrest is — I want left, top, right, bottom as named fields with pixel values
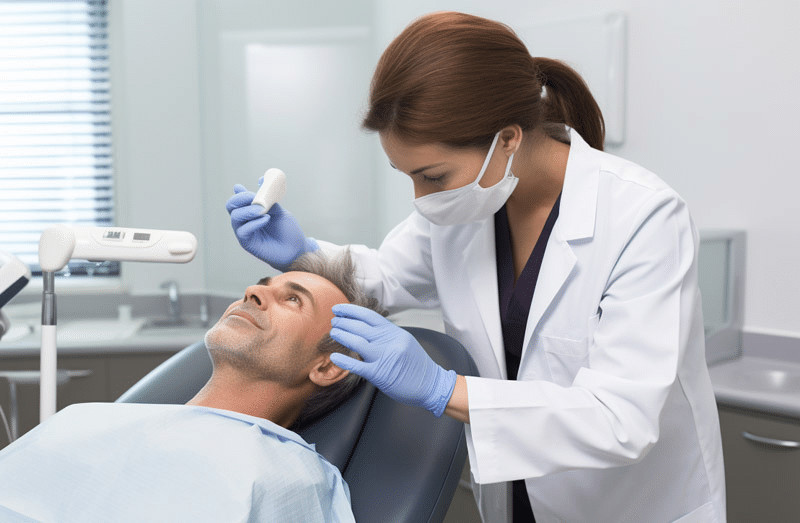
left=296, top=326, right=479, bottom=478
left=296, top=380, right=377, bottom=471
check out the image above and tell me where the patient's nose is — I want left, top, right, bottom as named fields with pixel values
left=244, top=284, right=274, bottom=309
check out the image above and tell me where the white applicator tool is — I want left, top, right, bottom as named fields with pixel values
left=251, top=168, right=287, bottom=214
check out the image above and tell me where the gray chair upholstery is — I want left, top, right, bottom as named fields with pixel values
left=117, top=326, right=478, bottom=523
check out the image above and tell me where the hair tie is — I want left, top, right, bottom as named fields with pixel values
left=532, top=56, right=547, bottom=87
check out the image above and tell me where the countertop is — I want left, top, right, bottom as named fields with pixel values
left=0, top=293, right=231, bottom=357
left=710, top=356, right=800, bottom=419
left=708, top=331, right=800, bottom=420
left=0, top=317, right=209, bottom=357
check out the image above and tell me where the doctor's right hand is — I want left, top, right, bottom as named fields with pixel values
left=226, top=184, right=318, bottom=272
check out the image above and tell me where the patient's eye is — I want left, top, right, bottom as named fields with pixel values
left=286, top=294, right=302, bottom=306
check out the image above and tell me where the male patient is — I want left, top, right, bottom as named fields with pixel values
left=0, top=251, right=383, bottom=523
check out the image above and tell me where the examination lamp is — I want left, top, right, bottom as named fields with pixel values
left=38, top=225, right=198, bottom=423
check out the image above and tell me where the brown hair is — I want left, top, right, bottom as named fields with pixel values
left=363, top=11, right=605, bottom=150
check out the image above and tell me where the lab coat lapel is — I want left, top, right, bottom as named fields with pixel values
left=520, top=225, right=576, bottom=359
left=519, top=129, right=598, bottom=364
left=465, top=219, right=507, bottom=378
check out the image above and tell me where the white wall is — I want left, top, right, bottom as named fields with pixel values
left=109, top=0, right=206, bottom=294
left=111, top=0, right=800, bottom=337
left=195, top=0, right=376, bottom=295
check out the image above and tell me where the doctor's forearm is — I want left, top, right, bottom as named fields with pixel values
left=444, top=374, right=470, bottom=423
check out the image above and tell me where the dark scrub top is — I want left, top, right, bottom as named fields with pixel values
left=494, top=194, right=561, bottom=523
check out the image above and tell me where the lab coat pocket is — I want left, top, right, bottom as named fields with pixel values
left=541, top=313, right=598, bottom=385
left=542, top=336, right=589, bottom=385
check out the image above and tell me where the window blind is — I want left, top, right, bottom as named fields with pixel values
left=0, top=0, right=118, bottom=277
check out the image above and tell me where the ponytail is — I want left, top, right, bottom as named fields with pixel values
left=534, top=57, right=605, bottom=150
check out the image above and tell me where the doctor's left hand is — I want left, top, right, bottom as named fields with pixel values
left=329, top=304, right=457, bottom=417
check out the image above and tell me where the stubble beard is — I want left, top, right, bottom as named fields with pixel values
left=203, top=322, right=300, bottom=383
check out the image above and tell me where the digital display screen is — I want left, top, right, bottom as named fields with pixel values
left=133, top=232, right=151, bottom=241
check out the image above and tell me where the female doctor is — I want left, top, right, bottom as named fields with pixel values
left=227, top=12, right=726, bottom=523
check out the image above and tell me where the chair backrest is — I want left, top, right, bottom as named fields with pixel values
left=117, top=326, right=478, bottom=523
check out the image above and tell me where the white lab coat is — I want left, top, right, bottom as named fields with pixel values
left=319, top=129, right=726, bottom=522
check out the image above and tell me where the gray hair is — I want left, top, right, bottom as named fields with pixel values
left=288, top=248, right=387, bottom=429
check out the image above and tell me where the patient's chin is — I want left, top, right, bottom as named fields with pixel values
left=204, top=321, right=226, bottom=343
left=205, top=319, right=242, bottom=344
left=204, top=325, right=242, bottom=352
left=204, top=325, right=235, bottom=354
left=204, top=326, right=262, bottom=374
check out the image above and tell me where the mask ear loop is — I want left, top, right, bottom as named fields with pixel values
left=472, top=132, right=502, bottom=187
left=504, top=151, right=516, bottom=179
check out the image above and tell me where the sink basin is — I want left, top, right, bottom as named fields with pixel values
left=0, top=315, right=211, bottom=348
left=710, top=356, right=800, bottom=418
left=143, top=317, right=208, bottom=329
left=739, top=368, right=800, bottom=392
left=57, top=318, right=147, bottom=343
left=711, top=357, right=800, bottom=394
left=139, top=316, right=210, bottom=336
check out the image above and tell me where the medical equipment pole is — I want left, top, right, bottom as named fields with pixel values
left=38, top=225, right=198, bottom=423
left=40, top=271, right=57, bottom=421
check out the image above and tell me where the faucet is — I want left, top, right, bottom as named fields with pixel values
left=160, top=280, right=181, bottom=322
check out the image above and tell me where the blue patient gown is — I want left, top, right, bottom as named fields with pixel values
left=0, top=403, right=355, bottom=522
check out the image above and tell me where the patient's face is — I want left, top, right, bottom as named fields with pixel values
left=204, top=271, right=348, bottom=385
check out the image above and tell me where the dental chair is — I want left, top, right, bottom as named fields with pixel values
left=117, top=326, right=478, bottom=523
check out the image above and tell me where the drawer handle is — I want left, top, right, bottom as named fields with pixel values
left=742, top=431, right=800, bottom=449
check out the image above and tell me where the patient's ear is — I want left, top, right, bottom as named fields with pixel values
left=309, top=355, right=350, bottom=387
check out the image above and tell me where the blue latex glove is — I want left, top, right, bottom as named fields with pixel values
left=329, top=304, right=457, bottom=417
left=226, top=183, right=318, bottom=272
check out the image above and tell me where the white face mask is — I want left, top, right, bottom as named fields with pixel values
left=413, top=132, right=518, bottom=226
